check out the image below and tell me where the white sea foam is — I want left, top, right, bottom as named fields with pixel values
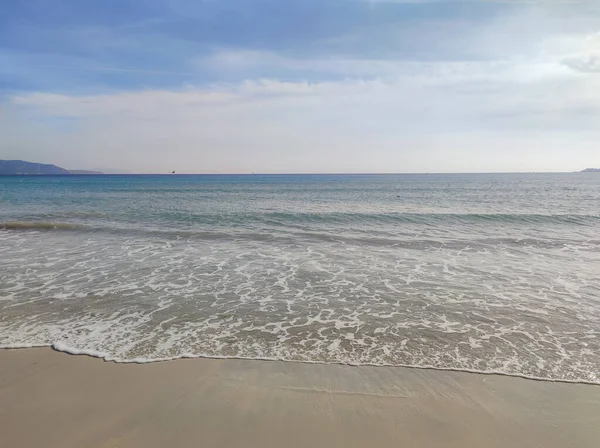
left=52, top=342, right=108, bottom=359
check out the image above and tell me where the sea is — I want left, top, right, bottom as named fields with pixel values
left=1, top=173, right=599, bottom=384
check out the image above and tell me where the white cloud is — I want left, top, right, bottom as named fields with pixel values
left=3, top=54, right=600, bottom=173
left=562, top=53, right=600, bottom=72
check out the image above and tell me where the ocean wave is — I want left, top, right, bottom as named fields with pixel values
left=0, top=221, right=82, bottom=231
left=2, top=216, right=599, bottom=387
left=4, top=212, right=600, bottom=229
left=259, top=212, right=600, bottom=226
left=3, top=218, right=599, bottom=250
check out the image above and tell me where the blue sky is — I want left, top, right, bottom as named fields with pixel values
left=1, top=0, right=600, bottom=173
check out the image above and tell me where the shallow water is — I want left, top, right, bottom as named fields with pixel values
left=1, top=173, right=599, bottom=383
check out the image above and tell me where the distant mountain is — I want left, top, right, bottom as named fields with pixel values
left=581, top=168, right=600, bottom=173
left=0, top=159, right=71, bottom=175
left=69, top=169, right=104, bottom=175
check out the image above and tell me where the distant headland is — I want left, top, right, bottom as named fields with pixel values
left=580, top=168, right=600, bottom=173
left=0, top=160, right=103, bottom=175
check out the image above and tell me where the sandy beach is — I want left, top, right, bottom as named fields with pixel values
left=0, top=348, right=598, bottom=448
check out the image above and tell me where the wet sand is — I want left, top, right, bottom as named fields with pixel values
left=1, top=348, right=599, bottom=448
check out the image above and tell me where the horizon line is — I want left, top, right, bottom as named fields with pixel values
left=1, top=171, right=593, bottom=176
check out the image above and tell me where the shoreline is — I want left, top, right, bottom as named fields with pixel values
left=3, top=344, right=600, bottom=386
left=2, top=347, right=599, bottom=448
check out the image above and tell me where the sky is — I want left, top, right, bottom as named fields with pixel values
left=1, top=0, right=599, bottom=173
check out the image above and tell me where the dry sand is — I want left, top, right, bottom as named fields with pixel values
left=1, top=348, right=599, bottom=448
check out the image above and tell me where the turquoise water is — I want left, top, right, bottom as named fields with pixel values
left=1, top=173, right=599, bottom=383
